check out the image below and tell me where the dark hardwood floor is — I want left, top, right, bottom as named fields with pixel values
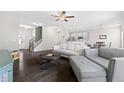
left=13, top=49, right=78, bottom=82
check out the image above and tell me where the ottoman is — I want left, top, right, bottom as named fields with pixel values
left=69, top=56, right=106, bottom=82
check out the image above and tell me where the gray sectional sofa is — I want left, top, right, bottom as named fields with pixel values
left=70, top=48, right=124, bottom=82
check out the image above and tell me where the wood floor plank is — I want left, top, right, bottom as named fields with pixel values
left=13, top=49, right=78, bottom=82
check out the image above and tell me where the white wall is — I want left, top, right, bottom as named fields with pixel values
left=120, top=25, right=124, bottom=48
left=35, top=26, right=122, bottom=51
left=87, top=26, right=121, bottom=48
left=0, top=14, right=19, bottom=50
left=19, top=28, right=34, bottom=49
left=34, top=26, right=69, bottom=51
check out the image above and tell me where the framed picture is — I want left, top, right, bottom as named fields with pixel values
left=99, top=35, right=107, bottom=39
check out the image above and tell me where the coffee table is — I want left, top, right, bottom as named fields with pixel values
left=38, top=53, right=59, bottom=70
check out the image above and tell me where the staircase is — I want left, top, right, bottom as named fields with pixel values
left=29, top=37, right=42, bottom=51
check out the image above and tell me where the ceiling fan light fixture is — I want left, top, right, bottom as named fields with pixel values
left=51, top=11, right=74, bottom=22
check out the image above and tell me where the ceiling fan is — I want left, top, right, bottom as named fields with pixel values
left=51, top=11, right=74, bottom=22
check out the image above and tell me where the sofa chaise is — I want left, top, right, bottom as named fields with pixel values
left=70, top=48, right=124, bottom=82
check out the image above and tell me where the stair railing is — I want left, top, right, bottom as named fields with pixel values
left=29, top=37, right=42, bottom=51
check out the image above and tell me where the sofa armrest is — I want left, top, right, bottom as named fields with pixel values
left=108, top=58, right=124, bottom=82
left=53, top=45, right=60, bottom=50
left=84, top=48, right=98, bottom=56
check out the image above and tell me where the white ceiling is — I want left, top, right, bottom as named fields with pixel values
left=0, top=11, right=123, bottom=31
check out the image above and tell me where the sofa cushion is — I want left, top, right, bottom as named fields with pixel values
left=81, top=77, right=106, bottom=82
left=99, top=48, right=119, bottom=59
left=60, top=43, right=67, bottom=50
left=86, top=55, right=109, bottom=70
left=66, top=44, right=75, bottom=51
left=70, top=56, right=106, bottom=81
left=84, top=49, right=98, bottom=56
left=118, top=48, right=124, bottom=57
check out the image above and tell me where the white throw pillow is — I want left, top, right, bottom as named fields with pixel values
left=66, top=44, right=75, bottom=50
left=60, top=43, right=67, bottom=49
left=74, top=44, right=81, bottom=52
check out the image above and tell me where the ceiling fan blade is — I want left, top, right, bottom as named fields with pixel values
left=65, top=16, right=74, bottom=18
left=56, top=18, right=60, bottom=21
left=51, top=15, right=59, bottom=17
left=64, top=19, right=68, bottom=22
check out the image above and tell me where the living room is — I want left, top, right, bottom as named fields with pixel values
left=1, top=0, right=124, bottom=93
left=0, top=11, right=124, bottom=82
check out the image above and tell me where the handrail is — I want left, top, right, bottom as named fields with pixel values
left=29, top=37, right=42, bottom=51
